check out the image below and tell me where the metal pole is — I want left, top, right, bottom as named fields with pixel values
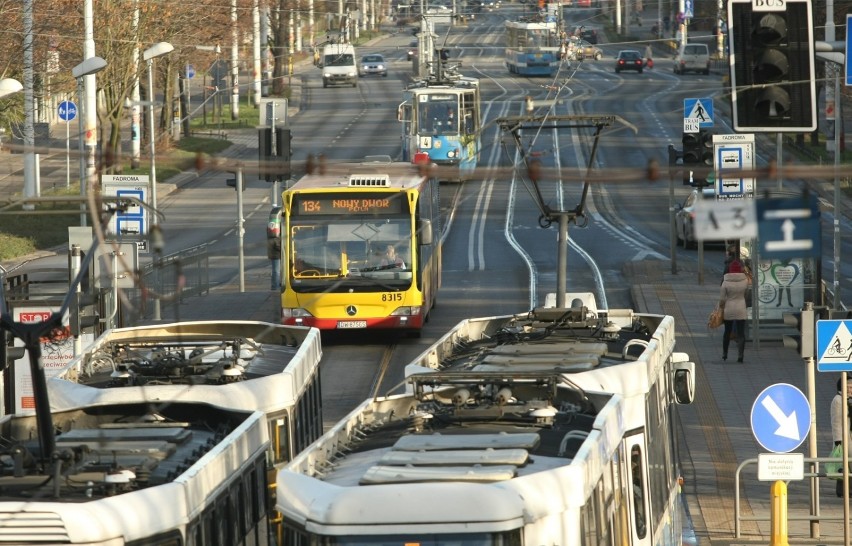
left=77, top=77, right=87, bottom=226
left=842, top=371, right=849, bottom=546
left=833, top=71, right=841, bottom=310
left=71, top=245, right=82, bottom=357
left=66, top=118, right=70, bottom=188
left=669, top=167, right=677, bottom=274
left=776, top=133, right=782, bottom=189
left=237, top=169, right=246, bottom=292
left=557, top=213, right=568, bottom=307
left=148, top=58, right=161, bottom=321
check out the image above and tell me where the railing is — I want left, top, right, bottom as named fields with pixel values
left=735, top=455, right=849, bottom=538
left=131, top=244, right=210, bottom=320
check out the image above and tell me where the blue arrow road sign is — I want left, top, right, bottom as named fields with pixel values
left=756, top=195, right=820, bottom=260
left=58, top=100, right=77, bottom=122
left=751, top=383, right=811, bottom=453
left=817, top=320, right=852, bottom=372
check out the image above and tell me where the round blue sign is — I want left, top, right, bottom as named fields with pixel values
left=186, top=65, right=196, bottom=79
left=750, top=383, right=811, bottom=453
left=58, top=100, right=77, bottom=122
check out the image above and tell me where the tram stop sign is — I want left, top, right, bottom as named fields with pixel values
left=750, top=383, right=811, bottom=453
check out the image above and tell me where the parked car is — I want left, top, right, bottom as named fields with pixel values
left=359, top=54, right=388, bottom=77
left=615, top=50, right=644, bottom=73
left=674, top=42, right=711, bottom=75
left=675, top=187, right=716, bottom=249
left=569, top=38, right=603, bottom=60
left=407, top=40, right=418, bottom=61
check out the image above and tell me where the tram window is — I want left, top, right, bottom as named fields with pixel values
left=274, top=414, right=291, bottom=463
left=630, top=445, right=648, bottom=539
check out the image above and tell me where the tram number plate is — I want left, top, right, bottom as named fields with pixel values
left=337, top=320, right=367, bottom=329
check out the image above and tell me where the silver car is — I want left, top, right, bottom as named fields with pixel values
left=675, top=187, right=716, bottom=249
left=359, top=54, right=388, bottom=77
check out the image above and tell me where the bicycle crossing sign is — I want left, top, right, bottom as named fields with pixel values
left=817, top=320, right=852, bottom=371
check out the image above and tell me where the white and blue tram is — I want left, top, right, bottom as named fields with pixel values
left=505, top=18, right=562, bottom=76
left=398, top=74, right=481, bottom=182
left=277, top=300, right=696, bottom=546
left=41, top=320, right=323, bottom=545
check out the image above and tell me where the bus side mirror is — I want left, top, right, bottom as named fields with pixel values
left=418, top=219, right=433, bottom=246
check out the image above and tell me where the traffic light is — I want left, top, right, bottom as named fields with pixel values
left=0, top=330, right=25, bottom=372
left=682, top=130, right=713, bottom=186
left=275, top=127, right=292, bottom=181
left=728, top=0, right=816, bottom=132
left=70, top=291, right=100, bottom=337
left=258, top=127, right=273, bottom=182
left=783, top=307, right=815, bottom=359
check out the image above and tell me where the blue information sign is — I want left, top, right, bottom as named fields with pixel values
left=756, top=195, right=820, bottom=260
left=58, top=100, right=77, bottom=122
left=751, top=383, right=811, bottom=453
left=847, top=15, right=852, bottom=86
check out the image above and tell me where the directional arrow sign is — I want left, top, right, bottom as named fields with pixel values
left=751, top=383, right=811, bottom=453
left=756, top=195, right=820, bottom=260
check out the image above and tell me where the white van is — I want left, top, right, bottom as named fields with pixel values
left=674, top=43, right=710, bottom=75
left=321, top=44, right=358, bottom=88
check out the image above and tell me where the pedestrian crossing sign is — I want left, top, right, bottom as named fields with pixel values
left=684, top=98, right=714, bottom=128
left=816, top=320, right=852, bottom=372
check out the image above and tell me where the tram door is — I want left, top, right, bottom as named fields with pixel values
left=622, top=432, right=651, bottom=546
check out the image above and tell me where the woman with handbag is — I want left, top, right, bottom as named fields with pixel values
left=719, top=260, right=749, bottom=362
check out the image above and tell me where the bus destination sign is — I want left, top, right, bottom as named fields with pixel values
left=294, top=193, right=405, bottom=215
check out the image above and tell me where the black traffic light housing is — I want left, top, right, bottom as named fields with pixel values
left=783, top=307, right=815, bottom=359
left=0, top=330, right=25, bottom=372
left=275, top=127, right=292, bottom=181
left=682, top=130, right=713, bottom=186
left=728, top=0, right=816, bottom=132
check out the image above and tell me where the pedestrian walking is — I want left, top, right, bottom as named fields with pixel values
left=719, top=260, right=749, bottom=362
left=831, top=378, right=852, bottom=496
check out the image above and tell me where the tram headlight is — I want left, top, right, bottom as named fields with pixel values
left=447, top=148, right=460, bottom=158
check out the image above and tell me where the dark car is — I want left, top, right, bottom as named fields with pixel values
left=359, top=54, right=388, bottom=77
left=407, top=40, right=418, bottom=61
left=615, top=50, right=644, bottom=73
left=674, top=187, right=715, bottom=249
left=581, top=28, right=598, bottom=44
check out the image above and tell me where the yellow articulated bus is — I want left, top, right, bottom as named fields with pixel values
left=279, top=156, right=441, bottom=335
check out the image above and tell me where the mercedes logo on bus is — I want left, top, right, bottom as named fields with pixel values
left=346, top=305, right=357, bottom=316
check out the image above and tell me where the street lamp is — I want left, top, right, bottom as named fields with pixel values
left=72, top=56, right=107, bottom=227
left=0, top=78, right=23, bottom=99
left=143, top=41, right=173, bottom=321
left=143, top=42, right=174, bottom=229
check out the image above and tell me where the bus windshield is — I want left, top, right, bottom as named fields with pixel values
left=289, top=218, right=413, bottom=292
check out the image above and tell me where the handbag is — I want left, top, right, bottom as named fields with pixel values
left=707, top=307, right=723, bottom=329
left=827, top=443, right=845, bottom=479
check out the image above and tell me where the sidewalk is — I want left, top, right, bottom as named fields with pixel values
left=627, top=259, right=849, bottom=545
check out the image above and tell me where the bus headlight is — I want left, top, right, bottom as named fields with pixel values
left=281, top=308, right=313, bottom=319
left=447, top=148, right=459, bottom=158
left=390, top=306, right=422, bottom=317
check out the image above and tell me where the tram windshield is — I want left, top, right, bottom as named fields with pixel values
left=418, top=94, right=460, bottom=136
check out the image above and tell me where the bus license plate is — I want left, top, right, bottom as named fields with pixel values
left=337, top=320, right=367, bottom=329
